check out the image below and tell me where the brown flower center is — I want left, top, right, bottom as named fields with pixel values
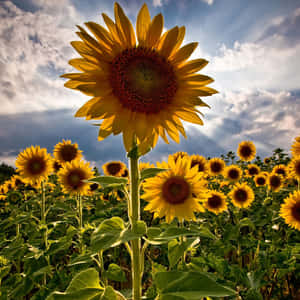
left=240, top=146, right=252, bottom=158
left=110, top=47, right=177, bottom=114
left=106, top=163, right=122, bottom=176
left=270, top=175, right=281, bottom=189
left=248, top=167, right=259, bottom=175
left=60, top=145, right=78, bottom=162
left=191, top=160, right=205, bottom=172
left=66, top=169, right=85, bottom=189
left=53, top=161, right=62, bottom=172
left=208, top=194, right=222, bottom=208
left=210, top=162, right=222, bottom=173
left=162, top=176, right=190, bottom=204
left=291, top=202, right=300, bottom=221
left=27, top=157, right=46, bottom=175
left=256, top=177, right=266, bottom=185
left=90, top=183, right=99, bottom=191
left=295, top=161, right=300, bottom=175
left=275, top=168, right=286, bottom=176
left=234, top=189, right=248, bottom=203
left=228, top=168, right=239, bottom=180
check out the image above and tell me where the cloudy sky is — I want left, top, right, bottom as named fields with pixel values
left=0, top=0, right=299, bottom=168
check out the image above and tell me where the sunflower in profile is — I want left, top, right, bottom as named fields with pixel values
left=267, top=173, right=283, bottom=192
left=272, top=164, right=287, bottom=178
left=142, top=157, right=207, bottom=223
left=204, top=190, right=227, bottom=214
left=61, top=3, right=217, bottom=153
left=224, top=165, right=242, bottom=182
left=102, top=161, right=127, bottom=177
left=16, top=146, right=53, bottom=185
left=287, top=157, right=300, bottom=180
left=263, top=157, right=271, bottom=164
left=280, top=191, right=300, bottom=231
left=190, top=154, right=208, bottom=174
left=208, top=158, right=226, bottom=176
left=229, top=183, right=254, bottom=208
left=291, top=136, right=300, bottom=157
left=53, top=140, right=82, bottom=164
left=254, top=174, right=267, bottom=187
left=58, top=160, right=94, bottom=195
left=237, top=141, right=256, bottom=162
left=246, top=164, right=260, bottom=177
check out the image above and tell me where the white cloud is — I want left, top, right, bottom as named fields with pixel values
left=201, top=0, right=214, bottom=5
left=153, top=0, right=162, bottom=7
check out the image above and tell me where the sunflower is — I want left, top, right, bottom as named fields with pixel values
left=15, top=146, right=53, bottom=185
left=291, top=136, right=300, bottom=157
left=224, top=165, right=242, bottom=182
left=10, top=175, right=25, bottom=188
left=172, top=152, right=189, bottom=163
left=288, top=157, right=300, bottom=180
left=229, top=183, right=254, bottom=208
left=208, top=158, right=226, bottom=176
left=102, top=161, right=127, bottom=177
left=190, top=154, right=208, bottom=174
left=204, top=190, right=227, bottom=214
left=254, top=174, right=267, bottom=187
left=0, top=185, right=7, bottom=195
left=280, top=191, right=300, bottom=231
left=142, top=156, right=207, bottom=223
left=272, top=164, right=287, bottom=178
left=58, top=160, right=94, bottom=195
left=263, top=157, right=271, bottom=164
left=267, top=173, right=283, bottom=192
left=237, top=141, right=256, bottom=162
left=61, top=3, right=217, bottom=153
left=3, top=179, right=15, bottom=192
left=53, top=140, right=82, bottom=164
left=246, top=164, right=260, bottom=176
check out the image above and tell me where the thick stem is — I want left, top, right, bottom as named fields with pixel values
left=77, top=194, right=83, bottom=253
left=129, top=144, right=142, bottom=300
left=41, top=181, right=47, bottom=248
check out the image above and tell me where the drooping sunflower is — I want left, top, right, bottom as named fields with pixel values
left=53, top=140, right=82, bottom=164
left=237, top=141, right=256, bottom=162
left=246, top=164, right=260, bottom=177
left=254, top=174, right=267, bottom=187
left=224, top=165, right=242, bottom=182
left=61, top=3, right=217, bottom=153
left=142, top=156, right=207, bottom=223
left=190, top=154, right=208, bottom=174
left=204, top=190, right=227, bottom=214
left=291, top=136, right=300, bottom=157
left=280, top=191, right=300, bottom=231
left=15, top=146, right=53, bottom=185
left=207, top=158, right=226, bottom=176
left=287, top=157, right=300, bottom=180
left=267, top=173, right=283, bottom=192
left=272, top=164, right=287, bottom=178
left=102, top=161, right=127, bottom=177
left=229, top=183, right=254, bottom=208
left=58, top=160, right=94, bottom=195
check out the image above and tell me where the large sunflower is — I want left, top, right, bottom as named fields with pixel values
left=16, top=146, right=53, bottom=185
left=291, top=136, right=300, bottom=157
left=204, top=190, right=227, bottom=214
left=58, top=160, right=94, bottom=195
left=224, top=165, right=242, bottom=182
left=61, top=3, right=217, bottom=153
left=280, top=191, right=300, bottom=231
left=237, top=141, right=256, bottom=162
left=102, top=161, right=127, bottom=177
left=207, top=158, right=226, bottom=176
left=53, top=140, right=82, bottom=164
left=142, top=157, right=207, bottom=223
left=229, top=183, right=254, bottom=209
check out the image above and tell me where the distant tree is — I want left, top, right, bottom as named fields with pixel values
left=0, top=163, right=16, bottom=184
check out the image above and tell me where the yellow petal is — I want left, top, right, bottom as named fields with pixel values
left=75, top=97, right=101, bottom=117
left=170, top=42, right=198, bottom=65
left=173, top=26, right=186, bottom=51
left=98, top=128, right=113, bottom=141
left=175, top=110, right=204, bottom=125
left=136, top=3, right=151, bottom=46
left=145, top=13, right=164, bottom=48
left=158, top=26, right=179, bottom=58
left=84, top=22, right=114, bottom=49
left=102, top=13, right=122, bottom=45
left=68, top=58, right=98, bottom=72
left=75, top=82, right=112, bottom=97
left=177, top=59, right=209, bottom=75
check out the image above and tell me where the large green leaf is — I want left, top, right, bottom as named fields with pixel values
left=87, top=176, right=128, bottom=188
left=155, top=271, right=236, bottom=299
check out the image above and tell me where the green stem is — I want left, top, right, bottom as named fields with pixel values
left=98, top=250, right=108, bottom=286
left=129, top=142, right=142, bottom=300
left=41, top=181, right=48, bottom=286
left=77, top=194, right=83, bottom=253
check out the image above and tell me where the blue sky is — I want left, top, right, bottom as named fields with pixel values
left=0, top=0, right=299, bottom=168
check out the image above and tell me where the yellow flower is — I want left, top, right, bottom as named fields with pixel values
left=53, top=140, right=82, bottom=164
left=280, top=191, right=300, bottom=231
left=102, top=161, right=127, bottom=177
left=272, top=164, right=287, bottom=178
left=287, top=156, right=300, bottom=180
left=246, top=164, right=260, bottom=176
left=224, top=165, right=242, bottom=182
left=15, top=146, right=53, bottom=185
left=237, top=141, right=256, bottom=162
left=263, top=157, right=271, bottom=164
left=254, top=174, right=267, bottom=187
left=10, top=175, right=25, bottom=188
left=267, top=173, right=283, bottom=192
left=204, top=190, right=227, bottom=214
left=190, top=154, right=208, bottom=174
left=61, top=3, right=217, bottom=153
left=52, top=160, right=63, bottom=173
left=0, top=184, right=8, bottom=195
left=172, top=152, right=189, bottom=163
left=58, top=160, right=94, bottom=195
left=229, top=183, right=254, bottom=208
left=291, top=135, right=300, bottom=157
left=207, top=158, right=226, bottom=176
left=142, top=157, right=207, bottom=223
left=3, top=179, right=15, bottom=192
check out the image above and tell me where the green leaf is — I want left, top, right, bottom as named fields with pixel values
left=105, top=264, right=127, bottom=282
left=100, top=286, right=117, bottom=300
left=87, top=176, right=128, bottom=188
left=46, top=289, right=103, bottom=300
left=140, top=168, right=168, bottom=181
left=155, top=271, right=236, bottom=299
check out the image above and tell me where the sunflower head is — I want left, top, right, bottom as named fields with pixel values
left=190, top=154, right=208, bottom=174
left=246, top=164, right=260, bottom=176
left=291, top=136, right=300, bottom=157
left=58, top=160, right=94, bottom=195
left=272, top=164, right=287, bottom=178
left=102, top=161, right=127, bottom=177
left=16, top=146, right=53, bottom=185
left=142, top=156, right=206, bottom=223
left=280, top=191, right=300, bottom=231
left=254, top=174, right=267, bottom=187
left=171, top=152, right=189, bottom=163
left=264, top=157, right=271, bottom=164
left=224, top=165, right=242, bottom=182
left=237, top=141, right=256, bottom=162
left=62, top=3, right=217, bottom=153
left=204, top=190, right=227, bottom=214
left=229, top=183, right=254, bottom=209
left=53, top=140, right=82, bottom=164
left=268, top=173, right=283, bottom=192
left=208, top=158, right=226, bottom=176
left=288, top=157, right=300, bottom=180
